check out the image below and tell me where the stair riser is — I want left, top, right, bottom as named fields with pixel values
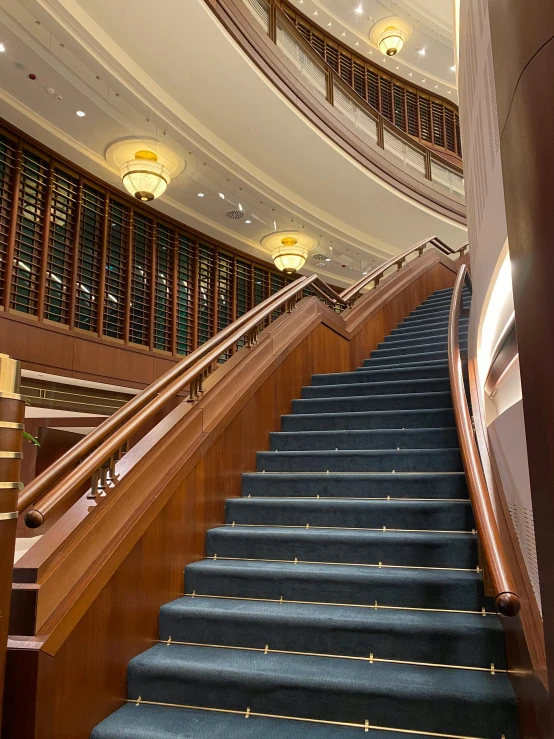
left=384, top=328, right=467, bottom=344
left=301, top=379, right=451, bottom=399
left=158, top=605, right=504, bottom=668
left=206, top=529, right=478, bottom=568
left=241, top=472, right=469, bottom=499
left=371, top=342, right=466, bottom=358
left=184, top=564, right=491, bottom=614
left=269, top=428, right=459, bottom=451
left=312, top=365, right=450, bottom=385
left=226, top=499, right=475, bottom=530
left=281, top=408, right=456, bottom=431
left=256, top=449, right=463, bottom=473
left=292, top=392, right=452, bottom=414
left=399, top=315, right=469, bottom=328
left=363, top=351, right=450, bottom=366
left=126, top=650, right=515, bottom=739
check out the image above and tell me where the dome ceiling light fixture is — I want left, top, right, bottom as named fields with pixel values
left=369, top=17, right=412, bottom=59
left=121, top=150, right=170, bottom=201
left=377, top=26, right=405, bottom=56
left=261, top=231, right=318, bottom=275
left=105, top=138, right=185, bottom=204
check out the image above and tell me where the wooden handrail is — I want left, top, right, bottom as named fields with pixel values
left=340, top=235, right=468, bottom=303
left=19, top=240, right=464, bottom=528
left=448, top=264, right=520, bottom=617
left=484, top=312, right=518, bottom=398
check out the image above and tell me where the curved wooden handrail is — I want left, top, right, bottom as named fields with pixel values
left=484, top=312, right=518, bottom=398
left=448, top=264, right=520, bottom=617
left=19, top=238, right=464, bottom=528
left=341, top=235, right=468, bottom=303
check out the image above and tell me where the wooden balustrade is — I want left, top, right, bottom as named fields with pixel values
left=275, top=0, right=462, bottom=165
left=448, top=264, right=520, bottom=617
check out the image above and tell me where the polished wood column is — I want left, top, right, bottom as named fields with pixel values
left=488, top=0, right=554, bottom=732
left=0, top=354, right=24, bottom=734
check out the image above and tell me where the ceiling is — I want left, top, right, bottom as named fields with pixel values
left=293, top=0, right=458, bottom=102
left=0, top=0, right=465, bottom=285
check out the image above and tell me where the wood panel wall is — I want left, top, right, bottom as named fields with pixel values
left=3, top=253, right=460, bottom=738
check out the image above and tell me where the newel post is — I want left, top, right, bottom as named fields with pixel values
left=0, top=354, right=24, bottom=733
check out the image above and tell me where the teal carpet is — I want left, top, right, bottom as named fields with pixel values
left=92, top=287, right=518, bottom=739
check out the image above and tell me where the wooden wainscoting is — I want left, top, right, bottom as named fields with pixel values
left=3, top=250, right=460, bottom=738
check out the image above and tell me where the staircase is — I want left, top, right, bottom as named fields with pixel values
left=92, top=287, right=518, bottom=739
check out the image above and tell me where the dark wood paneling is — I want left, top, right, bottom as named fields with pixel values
left=488, top=4, right=554, bottom=733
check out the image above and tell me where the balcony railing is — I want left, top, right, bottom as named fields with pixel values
left=242, top=0, right=464, bottom=199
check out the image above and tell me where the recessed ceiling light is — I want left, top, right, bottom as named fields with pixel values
left=355, top=41, right=359, bottom=46
left=408, top=72, right=412, bottom=76
left=450, top=65, right=456, bottom=71
left=354, top=4, right=363, bottom=14
left=368, top=50, right=372, bottom=54
left=0, top=43, right=6, bottom=53
left=313, top=10, right=318, bottom=14
left=328, top=22, right=332, bottom=26
left=76, top=110, right=86, bottom=117
left=341, top=32, right=346, bottom=36
left=421, top=79, right=426, bottom=83
left=245, top=219, right=252, bottom=224
left=435, top=84, right=438, bottom=88
left=198, top=192, right=205, bottom=197
left=219, top=192, right=225, bottom=199
left=396, top=65, right=399, bottom=69
left=418, top=48, right=426, bottom=56
left=325, top=257, right=331, bottom=262
left=448, top=90, right=452, bottom=94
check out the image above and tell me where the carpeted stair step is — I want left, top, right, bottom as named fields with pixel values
left=226, top=497, right=474, bottom=529
left=256, top=448, right=462, bottom=473
left=159, top=597, right=505, bottom=668
left=312, top=363, right=450, bottom=385
left=384, top=326, right=467, bottom=344
left=184, top=559, right=493, bottom=612
left=269, top=428, right=459, bottom=451
left=397, top=316, right=469, bottom=332
left=291, top=391, right=453, bottom=414
left=91, top=702, right=441, bottom=739
left=354, top=358, right=457, bottom=372
left=281, top=407, right=456, bottom=431
left=369, top=342, right=465, bottom=359
left=205, top=526, right=477, bottom=568
left=377, top=334, right=467, bottom=352
left=301, top=378, right=451, bottom=399
left=124, top=644, right=517, bottom=738
left=241, top=471, right=469, bottom=499
left=362, top=350, right=450, bottom=367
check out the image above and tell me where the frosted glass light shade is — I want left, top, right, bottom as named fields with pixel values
left=272, top=241, right=308, bottom=274
left=121, top=158, right=170, bottom=201
left=378, top=27, right=405, bottom=56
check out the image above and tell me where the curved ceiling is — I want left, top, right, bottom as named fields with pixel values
left=0, top=0, right=465, bottom=285
left=296, top=0, right=457, bottom=101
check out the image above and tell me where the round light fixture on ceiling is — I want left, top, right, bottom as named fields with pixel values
left=106, top=138, right=185, bottom=204
left=272, top=237, right=307, bottom=274
left=369, top=17, right=412, bottom=59
left=262, top=231, right=317, bottom=275
left=377, top=26, right=405, bottom=56
left=121, top=150, right=170, bottom=202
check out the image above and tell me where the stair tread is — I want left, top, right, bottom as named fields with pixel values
left=92, top=703, right=441, bottom=739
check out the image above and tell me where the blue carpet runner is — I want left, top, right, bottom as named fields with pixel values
left=92, top=287, right=518, bottom=739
